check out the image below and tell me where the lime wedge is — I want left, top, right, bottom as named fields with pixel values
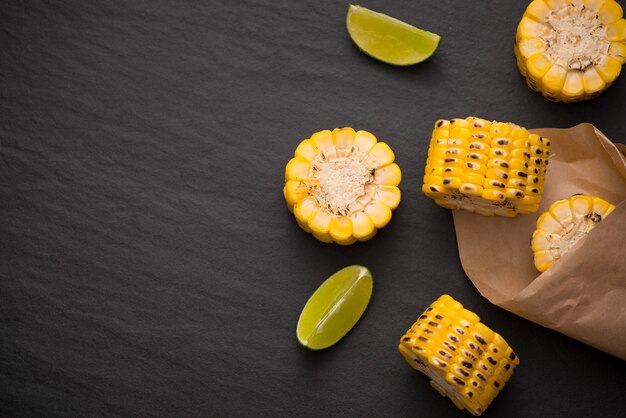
left=296, top=265, right=373, bottom=350
left=346, top=4, right=441, bottom=66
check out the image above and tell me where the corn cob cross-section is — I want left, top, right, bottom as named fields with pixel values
left=515, top=0, right=626, bottom=102
left=532, top=194, right=616, bottom=271
left=422, top=117, right=550, bottom=217
left=284, top=128, right=401, bottom=245
left=399, top=295, right=520, bottom=416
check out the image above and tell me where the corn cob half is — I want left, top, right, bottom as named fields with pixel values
left=532, top=194, right=616, bottom=271
left=284, top=127, right=401, bottom=244
left=515, top=0, right=626, bottom=102
left=422, top=117, right=550, bottom=217
left=399, top=295, right=520, bottom=416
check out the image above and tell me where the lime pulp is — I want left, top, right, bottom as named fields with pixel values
left=296, top=265, right=373, bottom=350
left=346, top=4, right=441, bottom=66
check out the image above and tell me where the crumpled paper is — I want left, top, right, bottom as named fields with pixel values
left=452, top=123, right=626, bottom=360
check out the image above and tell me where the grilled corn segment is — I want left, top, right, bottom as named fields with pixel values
left=531, top=194, right=616, bottom=272
left=515, top=0, right=626, bottom=102
left=284, top=128, right=401, bottom=244
left=399, top=295, right=519, bottom=416
left=422, top=117, right=550, bottom=216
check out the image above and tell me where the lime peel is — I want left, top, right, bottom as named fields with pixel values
left=347, top=4, right=441, bottom=66
left=296, top=265, right=373, bottom=350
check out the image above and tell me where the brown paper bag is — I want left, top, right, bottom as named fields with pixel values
left=452, top=124, right=626, bottom=359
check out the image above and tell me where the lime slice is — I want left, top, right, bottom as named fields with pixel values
left=296, top=265, right=373, bottom=350
left=346, top=4, right=441, bottom=66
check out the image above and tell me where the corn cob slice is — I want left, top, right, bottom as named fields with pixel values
left=422, top=117, right=550, bottom=217
left=284, top=128, right=401, bottom=244
left=515, top=0, right=626, bottom=102
left=398, top=295, right=520, bottom=416
left=531, top=194, right=616, bottom=271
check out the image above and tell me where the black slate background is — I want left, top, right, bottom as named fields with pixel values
left=2, top=0, right=626, bottom=416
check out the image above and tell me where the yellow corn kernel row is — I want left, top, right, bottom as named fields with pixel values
left=423, top=117, right=550, bottom=217
left=399, top=295, right=519, bottom=416
left=515, top=0, right=626, bottom=102
left=284, top=128, right=401, bottom=245
left=531, top=194, right=616, bottom=272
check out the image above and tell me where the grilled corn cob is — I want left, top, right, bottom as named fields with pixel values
left=398, top=295, right=520, bottom=416
left=422, top=117, right=550, bottom=217
left=284, top=127, right=401, bottom=244
left=515, top=0, right=626, bottom=102
left=531, top=194, right=616, bottom=271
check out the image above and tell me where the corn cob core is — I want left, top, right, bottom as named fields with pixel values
left=284, top=127, right=401, bottom=244
left=398, top=295, right=520, bottom=416
left=422, top=117, right=550, bottom=217
left=532, top=194, right=616, bottom=271
left=515, top=0, right=626, bottom=102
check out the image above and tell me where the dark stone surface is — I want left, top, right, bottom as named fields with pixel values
left=1, top=0, right=625, bottom=416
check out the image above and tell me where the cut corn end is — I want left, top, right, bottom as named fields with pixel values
left=514, top=0, right=626, bottom=102
left=399, top=295, right=520, bottom=416
left=423, top=117, right=549, bottom=216
left=285, top=128, right=402, bottom=244
left=531, top=194, right=616, bottom=272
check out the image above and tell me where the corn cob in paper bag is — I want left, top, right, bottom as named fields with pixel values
left=532, top=195, right=616, bottom=271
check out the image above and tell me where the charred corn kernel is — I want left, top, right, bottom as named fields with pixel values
left=423, top=117, right=550, bottom=216
left=515, top=0, right=626, bottom=102
left=531, top=194, right=616, bottom=272
left=399, top=295, right=519, bottom=416
left=284, top=128, right=401, bottom=244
